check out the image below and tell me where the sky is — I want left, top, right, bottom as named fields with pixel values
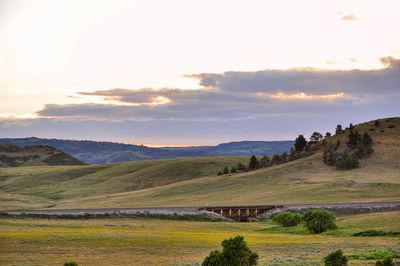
left=0, top=0, right=399, bottom=146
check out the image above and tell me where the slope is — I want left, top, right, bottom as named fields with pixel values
left=0, top=144, right=84, bottom=167
left=0, top=118, right=399, bottom=210
left=56, top=117, right=400, bottom=208
left=0, top=156, right=247, bottom=210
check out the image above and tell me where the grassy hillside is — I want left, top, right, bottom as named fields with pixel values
left=0, top=144, right=84, bottom=167
left=0, top=157, right=247, bottom=210
left=0, top=117, right=399, bottom=210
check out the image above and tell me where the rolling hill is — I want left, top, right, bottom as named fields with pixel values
left=0, top=117, right=399, bottom=211
left=0, top=144, right=84, bottom=168
left=0, top=137, right=293, bottom=164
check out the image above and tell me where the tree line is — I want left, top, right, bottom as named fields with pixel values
left=218, top=121, right=376, bottom=175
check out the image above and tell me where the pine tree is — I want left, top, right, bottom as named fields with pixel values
left=248, top=155, right=259, bottom=170
left=294, top=135, right=307, bottom=152
left=346, top=130, right=360, bottom=149
left=335, top=125, right=343, bottom=135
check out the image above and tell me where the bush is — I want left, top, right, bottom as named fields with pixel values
left=303, top=209, right=337, bottom=234
left=353, top=230, right=400, bottom=237
left=272, top=211, right=301, bottom=227
left=335, top=153, right=359, bottom=170
left=388, top=124, right=395, bottom=129
left=375, top=258, right=395, bottom=266
left=64, top=262, right=79, bottom=266
left=202, top=236, right=258, bottom=266
left=324, top=250, right=348, bottom=266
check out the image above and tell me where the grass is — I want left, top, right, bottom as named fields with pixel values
left=0, top=117, right=399, bottom=210
left=0, top=211, right=399, bottom=265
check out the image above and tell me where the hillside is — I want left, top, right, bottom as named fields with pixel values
left=0, top=144, right=84, bottom=168
left=0, top=117, right=399, bottom=211
left=0, top=138, right=293, bottom=164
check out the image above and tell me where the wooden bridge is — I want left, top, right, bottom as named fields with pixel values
left=198, top=205, right=283, bottom=221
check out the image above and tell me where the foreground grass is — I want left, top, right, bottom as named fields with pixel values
left=0, top=212, right=399, bottom=265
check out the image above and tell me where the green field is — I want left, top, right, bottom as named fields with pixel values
left=0, top=211, right=399, bottom=265
left=0, top=118, right=399, bottom=210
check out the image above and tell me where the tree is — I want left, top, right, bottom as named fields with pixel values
left=294, top=135, right=307, bottom=152
left=248, top=155, right=259, bottom=170
left=202, top=236, right=258, bottom=266
left=230, top=167, right=237, bottom=173
left=349, top=123, right=354, bottom=131
left=223, top=166, right=229, bottom=175
left=335, top=125, right=343, bottom=135
left=64, top=262, right=79, bottom=266
left=271, top=154, right=281, bottom=165
left=259, top=156, right=270, bottom=168
left=325, top=132, right=332, bottom=138
left=335, top=153, right=359, bottom=170
left=237, top=162, right=246, bottom=171
left=346, top=130, right=360, bottom=149
left=309, top=132, right=323, bottom=144
left=358, top=131, right=374, bottom=156
left=324, top=250, right=348, bottom=266
left=303, top=209, right=337, bottom=234
left=375, top=258, right=395, bottom=266
left=374, top=120, right=380, bottom=128
left=272, top=211, right=301, bottom=227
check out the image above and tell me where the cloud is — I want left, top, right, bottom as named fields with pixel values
left=30, top=56, right=400, bottom=123
left=341, top=14, right=357, bottom=21
left=192, top=57, right=400, bottom=96
left=1, top=56, right=399, bottom=145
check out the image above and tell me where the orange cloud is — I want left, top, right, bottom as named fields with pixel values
left=258, top=92, right=346, bottom=101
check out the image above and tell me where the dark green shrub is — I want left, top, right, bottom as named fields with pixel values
left=202, top=236, right=258, bottom=266
left=64, top=262, right=79, bottom=266
left=375, top=258, right=395, bottom=266
left=272, top=211, right=301, bottom=227
left=303, top=209, right=337, bottom=234
left=388, top=124, right=395, bottom=129
left=335, top=153, right=359, bottom=170
left=353, top=230, right=400, bottom=237
left=324, top=250, right=348, bottom=266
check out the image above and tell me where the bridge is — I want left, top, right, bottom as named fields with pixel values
left=198, top=205, right=282, bottom=221
left=2, top=202, right=399, bottom=222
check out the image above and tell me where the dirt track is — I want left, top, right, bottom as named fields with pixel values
left=2, top=201, right=400, bottom=216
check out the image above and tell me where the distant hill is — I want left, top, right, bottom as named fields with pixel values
left=0, top=144, right=84, bottom=167
left=0, top=138, right=293, bottom=164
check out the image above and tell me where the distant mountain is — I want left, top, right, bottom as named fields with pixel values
left=0, top=144, right=84, bottom=167
left=0, top=137, right=293, bottom=164
left=161, top=141, right=294, bottom=157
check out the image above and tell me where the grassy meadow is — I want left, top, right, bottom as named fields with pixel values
left=0, top=211, right=399, bottom=265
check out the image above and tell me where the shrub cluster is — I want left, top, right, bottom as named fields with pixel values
left=324, top=250, right=348, bottom=266
left=303, top=209, right=337, bottom=234
left=202, top=236, right=258, bottom=266
left=353, top=230, right=400, bottom=237
left=323, top=125, right=374, bottom=170
left=272, top=211, right=301, bottom=227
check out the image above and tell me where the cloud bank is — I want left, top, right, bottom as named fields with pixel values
left=1, top=57, right=399, bottom=144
